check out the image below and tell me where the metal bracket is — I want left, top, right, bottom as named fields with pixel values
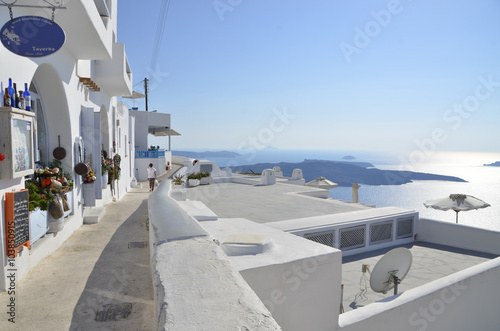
left=1, top=0, right=67, bottom=23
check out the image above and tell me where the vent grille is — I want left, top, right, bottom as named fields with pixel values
left=370, top=221, right=393, bottom=244
left=340, top=226, right=365, bottom=250
left=397, top=217, right=414, bottom=239
left=95, top=303, right=132, bottom=322
left=304, top=231, right=335, bottom=247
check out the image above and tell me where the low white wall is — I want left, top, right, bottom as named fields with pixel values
left=171, top=155, right=188, bottom=165
left=294, top=189, right=330, bottom=199
left=201, top=217, right=342, bottom=331
left=418, top=218, right=500, bottom=255
left=241, top=241, right=341, bottom=331
left=338, top=257, right=500, bottom=331
left=148, top=182, right=281, bottom=330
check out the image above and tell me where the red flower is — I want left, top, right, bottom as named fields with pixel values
left=0, top=153, right=5, bottom=161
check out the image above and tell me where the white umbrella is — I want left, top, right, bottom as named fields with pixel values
left=305, top=176, right=338, bottom=189
left=423, top=194, right=490, bottom=223
left=122, top=91, right=146, bottom=99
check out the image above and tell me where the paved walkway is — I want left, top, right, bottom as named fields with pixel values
left=0, top=179, right=160, bottom=330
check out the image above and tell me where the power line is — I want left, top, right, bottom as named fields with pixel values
left=150, top=0, right=171, bottom=77
left=129, top=0, right=171, bottom=108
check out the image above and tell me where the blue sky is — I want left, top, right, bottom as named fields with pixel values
left=117, top=0, right=500, bottom=153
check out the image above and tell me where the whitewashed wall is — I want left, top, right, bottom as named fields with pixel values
left=148, top=183, right=281, bottom=330
left=338, top=257, right=500, bottom=331
left=0, top=0, right=133, bottom=291
left=417, top=218, right=500, bottom=255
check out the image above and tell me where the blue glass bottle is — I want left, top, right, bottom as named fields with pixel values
left=23, top=83, right=31, bottom=111
left=8, top=78, right=15, bottom=107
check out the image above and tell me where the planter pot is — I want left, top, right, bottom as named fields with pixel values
left=172, top=183, right=184, bottom=189
left=48, top=218, right=64, bottom=233
left=30, top=208, right=48, bottom=244
left=63, top=191, right=73, bottom=217
left=47, top=198, right=65, bottom=233
left=200, top=177, right=212, bottom=185
left=102, top=172, right=108, bottom=189
left=188, top=179, right=199, bottom=187
left=82, top=181, right=96, bottom=206
left=170, top=188, right=187, bottom=201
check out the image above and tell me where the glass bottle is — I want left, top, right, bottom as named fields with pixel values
left=19, top=91, right=25, bottom=110
left=8, top=78, right=15, bottom=107
left=23, top=83, right=31, bottom=111
left=13, top=83, right=19, bottom=108
left=4, top=88, right=11, bottom=107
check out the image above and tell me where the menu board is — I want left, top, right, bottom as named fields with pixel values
left=12, top=118, right=32, bottom=173
left=5, top=190, right=31, bottom=258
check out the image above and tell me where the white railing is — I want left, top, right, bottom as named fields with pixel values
left=270, top=207, right=418, bottom=257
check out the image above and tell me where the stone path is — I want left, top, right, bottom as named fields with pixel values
left=0, top=182, right=155, bottom=330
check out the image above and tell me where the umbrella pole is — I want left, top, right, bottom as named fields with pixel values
left=456, top=210, right=459, bottom=224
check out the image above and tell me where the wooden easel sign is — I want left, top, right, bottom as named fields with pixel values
left=5, top=190, right=31, bottom=258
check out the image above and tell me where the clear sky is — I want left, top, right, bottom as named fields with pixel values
left=117, top=0, right=500, bottom=153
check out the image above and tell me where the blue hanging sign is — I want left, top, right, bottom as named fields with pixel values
left=1, top=16, right=65, bottom=58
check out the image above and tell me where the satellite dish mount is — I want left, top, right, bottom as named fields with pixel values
left=386, top=270, right=401, bottom=295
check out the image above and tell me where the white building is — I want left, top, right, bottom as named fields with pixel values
left=0, top=0, right=148, bottom=291
left=130, top=109, right=174, bottom=182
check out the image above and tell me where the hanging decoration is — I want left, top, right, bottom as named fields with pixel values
left=0, top=0, right=66, bottom=57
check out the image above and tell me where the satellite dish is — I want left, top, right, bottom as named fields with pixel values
left=370, top=247, right=412, bottom=295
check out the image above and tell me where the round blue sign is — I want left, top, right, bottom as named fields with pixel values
left=1, top=16, right=65, bottom=57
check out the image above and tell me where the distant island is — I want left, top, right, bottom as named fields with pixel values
left=230, top=159, right=467, bottom=187
left=173, top=150, right=240, bottom=158
left=342, top=155, right=356, bottom=160
left=484, top=161, right=500, bottom=167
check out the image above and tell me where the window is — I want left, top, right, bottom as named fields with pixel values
left=29, top=82, right=48, bottom=165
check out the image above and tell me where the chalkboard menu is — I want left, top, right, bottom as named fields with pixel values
left=5, top=189, right=31, bottom=258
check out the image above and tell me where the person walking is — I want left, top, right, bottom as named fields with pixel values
left=147, top=163, right=157, bottom=192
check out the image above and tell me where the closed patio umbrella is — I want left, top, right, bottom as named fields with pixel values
left=305, top=176, right=338, bottom=189
left=423, top=194, right=490, bottom=223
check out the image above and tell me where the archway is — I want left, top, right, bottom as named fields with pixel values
left=31, top=64, right=72, bottom=171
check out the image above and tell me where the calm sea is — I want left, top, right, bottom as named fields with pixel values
left=208, top=149, right=500, bottom=232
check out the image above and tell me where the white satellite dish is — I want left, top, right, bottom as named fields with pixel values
left=370, top=247, right=412, bottom=295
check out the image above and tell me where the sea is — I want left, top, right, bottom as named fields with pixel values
left=195, top=149, right=500, bottom=232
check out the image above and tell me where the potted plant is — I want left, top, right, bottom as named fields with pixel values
left=101, top=157, right=113, bottom=188
left=26, top=181, right=53, bottom=243
left=200, top=171, right=212, bottom=185
left=187, top=173, right=201, bottom=187
left=171, top=174, right=185, bottom=188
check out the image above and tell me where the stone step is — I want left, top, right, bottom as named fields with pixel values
left=131, top=179, right=142, bottom=188
left=83, top=206, right=106, bottom=224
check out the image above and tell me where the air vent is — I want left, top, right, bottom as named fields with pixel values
left=340, top=225, right=366, bottom=250
left=370, top=221, right=393, bottom=245
left=305, top=231, right=335, bottom=247
left=397, top=217, right=414, bottom=239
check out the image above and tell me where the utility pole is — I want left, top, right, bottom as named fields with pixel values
left=144, top=77, right=149, bottom=111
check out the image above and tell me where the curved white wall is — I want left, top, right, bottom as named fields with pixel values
left=148, top=182, right=281, bottom=330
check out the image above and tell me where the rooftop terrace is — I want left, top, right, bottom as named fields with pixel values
left=181, top=175, right=497, bottom=311
left=150, top=164, right=500, bottom=330
left=185, top=179, right=370, bottom=223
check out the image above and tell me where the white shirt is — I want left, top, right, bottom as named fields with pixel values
left=147, top=167, right=156, bottom=179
